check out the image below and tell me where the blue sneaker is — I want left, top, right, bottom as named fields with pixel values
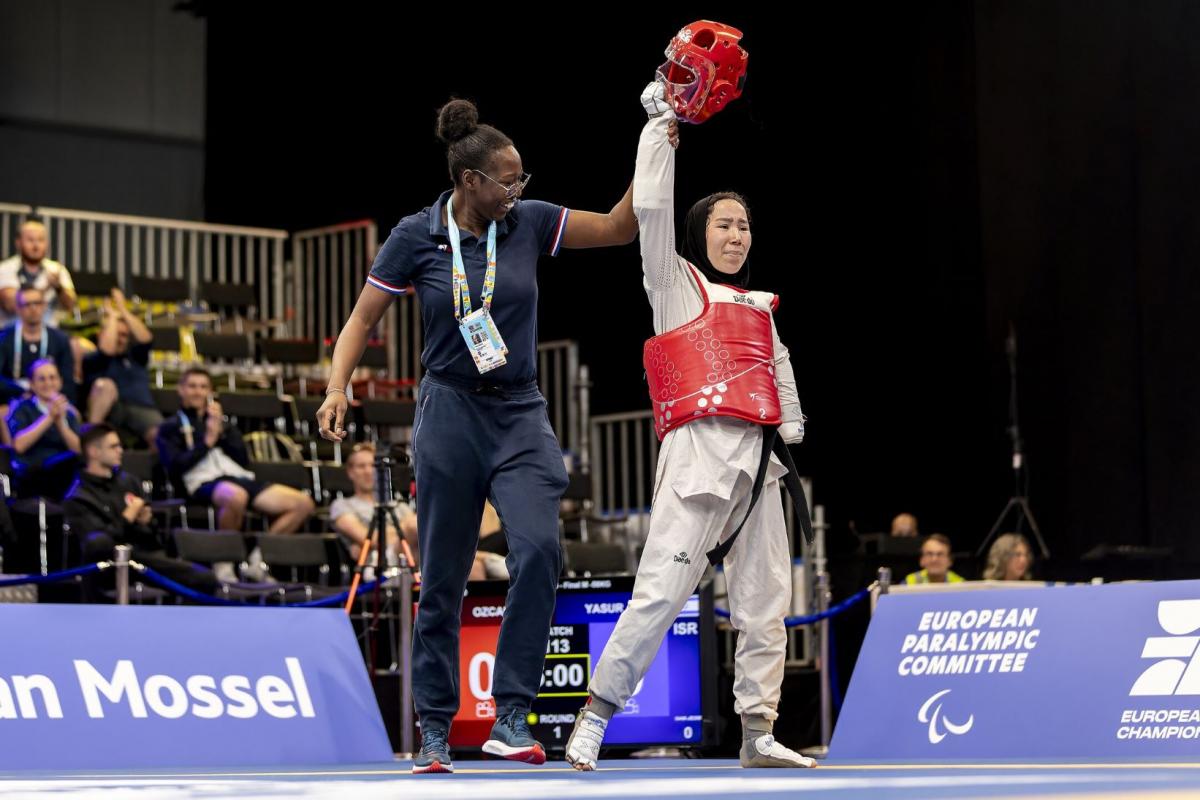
left=482, top=707, right=546, bottom=764
left=412, top=725, right=453, bottom=774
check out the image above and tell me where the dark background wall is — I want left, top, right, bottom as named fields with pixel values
left=973, top=0, right=1200, bottom=566
left=201, top=4, right=1002, bottom=558
left=200, top=1, right=1200, bottom=569
left=0, top=0, right=205, bottom=218
left=8, top=2, right=1200, bottom=569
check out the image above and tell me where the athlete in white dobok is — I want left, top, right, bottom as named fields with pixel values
left=566, top=23, right=816, bottom=772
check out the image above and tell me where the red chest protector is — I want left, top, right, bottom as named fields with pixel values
left=644, top=265, right=781, bottom=440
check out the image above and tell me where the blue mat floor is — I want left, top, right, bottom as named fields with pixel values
left=4, top=758, right=1200, bottom=799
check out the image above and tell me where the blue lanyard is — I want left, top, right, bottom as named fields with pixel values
left=12, top=322, right=48, bottom=379
left=445, top=195, right=498, bottom=320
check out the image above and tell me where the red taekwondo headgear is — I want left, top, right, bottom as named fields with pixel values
left=657, top=21, right=748, bottom=124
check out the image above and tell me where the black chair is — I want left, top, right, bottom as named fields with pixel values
left=150, top=387, right=180, bottom=415
left=120, top=449, right=156, bottom=480
left=305, top=438, right=344, bottom=462
left=200, top=281, right=282, bottom=336
left=170, top=529, right=274, bottom=601
left=563, top=471, right=592, bottom=503
left=257, top=533, right=345, bottom=599
left=260, top=338, right=319, bottom=366
left=148, top=325, right=181, bottom=353
left=250, top=461, right=314, bottom=495
left=194, top=333, right=256, bottom=390
left=218, top=391, right=288, bottom=433
left=200, top=281, right=257, bottom=312
left=72, top=271, right=118, bottom=298
left=290, top=395, right=336, bottom=447
left=361, top=344, right=389, bottom=369
left=194, top=332, right=253, bottom=361
left=559, top=472, right=628, bottom=544
left=359, top=398, right=416, bottom=427
left=389, top=461, right=414, bottom=498
left=563, top=541, right=628, bottom=577
left=358, top=398, right=416, bottom=445
left=317, top=464, right=356, bottom=504
left=262, top=339, right=321, bottom=397
left=172, top=528, right=248, bottom=564
left=130, top=276, right=190, bottom=305
left=291, top=396, right=325, bottom=430
left=8, top=496, right=66, bottom=577
left=120, top=450, right=161, bottom=495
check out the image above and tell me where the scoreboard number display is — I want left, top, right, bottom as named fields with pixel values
left=444, top=577, right=714, bottom=750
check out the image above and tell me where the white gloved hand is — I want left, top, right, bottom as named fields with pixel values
left=640, top=80, right=673, bottom=118
left=779, top=420, right=805, bottom=445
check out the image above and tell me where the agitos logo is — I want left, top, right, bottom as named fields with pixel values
left=918, top=689, right=974, bottom=744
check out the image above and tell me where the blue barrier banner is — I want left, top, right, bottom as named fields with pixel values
left=0, top=604, right=393, bottom=770
left=831, top=580, right=1200, bottom=760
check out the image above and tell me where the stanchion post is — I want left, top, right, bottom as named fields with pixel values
left=577, top=364, right=591, bottom=474
left=817, top=570, right=832, bottom=752
left=797, top=504, right=833, bottom=758
left=398, top=554, right=415, bottom=757
left=38, top=499, right=49, bottom=576
left=873, top=566, right=892, bottom=614
left=114, top=545, right=132, bottom=606
left=812, top=504, right=827, bottom=576
left=0, top=474, right=7, bottom=575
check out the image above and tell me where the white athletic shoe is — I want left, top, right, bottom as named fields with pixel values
left=739, top=734, right=818, bottom=768
left=565, top=709, right=608, bottom=771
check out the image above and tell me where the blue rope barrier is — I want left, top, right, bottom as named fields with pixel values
left=714, top=586, right=871, bottom=627
left=136, top=565, right=383, bottom=607
left=136, top=566, right=258, bottom=605
left=0, top=562, right=106, bottom=587
left=289, top=582, right=387, bottom=608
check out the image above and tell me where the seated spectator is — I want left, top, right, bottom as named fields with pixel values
left=904, top=533, right=964, bottom=585
left=472, top=500, right=508, bottom=581
left=6, top=358, right=81, bottom=499
left=0, top=287, right=77, bottom=407
left=330, top=442, right=418, bottom=563
left=156, top=367, right=315, bottom=533
left=84, top=288, right=162, bottom=446
left=64, top=423, right=218, bottom=594
left=982, top=532, right=1034, bottom=581
left=890, top=512, right=919, bottom=538
left=0, top=219, right=76, bottom=327
left=329, top=444, right=506, bottom=580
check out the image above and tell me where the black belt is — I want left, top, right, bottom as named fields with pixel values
left=705, top=425, right=815, bottom=566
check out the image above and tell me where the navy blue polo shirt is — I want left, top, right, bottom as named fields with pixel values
left=0, top=324, right=76, bottom=400
left=82, top=342, right=154, bottom=408
left=7, top=396, right=81, bottom=467
left=367, top=190, right=569, bottom=385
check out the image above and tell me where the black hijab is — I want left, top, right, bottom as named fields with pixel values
left=681, top=192, right=752, bottom=289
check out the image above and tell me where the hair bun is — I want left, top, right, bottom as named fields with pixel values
left=436, top=99, right=480, bottom=144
